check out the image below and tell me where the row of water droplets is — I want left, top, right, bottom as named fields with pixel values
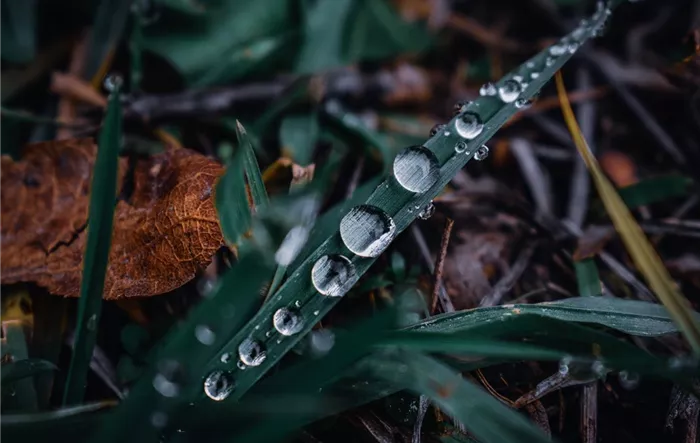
left=181, top=8, right=619, bottom=407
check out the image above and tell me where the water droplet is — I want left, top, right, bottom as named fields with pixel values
left=265, top=330, right=272, bottom=337
left=417, top=202, right=435, bottom=220
left=572, top=27, right=586, bottom=40
left=273, top=308, right=304, bottom=336
left=203, top=370, right=235, bottom=401
left=392, top=146, right=440, bottom=193
left=310, top=329, right=335, bottom=356
left=151, top=411, right=168, bottom=429
left=153, top=359, right=185, bottom=398
left=313, top=310, right=320, bottom=316
left=238, top=338, right=266, bottom=367
left=454, top=141, right=468, bottom=154
left=497, top=80, right=522, bottom=103
left=515, top=98, right=533, bottom=109
left=530, top=72, right=540, bottom=80
left=430, top=124, right=445, bottom=137
left=454, top=112, right=484, bottom=140
left=220, top=352, right=232, bottom=363
left=339, top=205, right=396, bottom=258
left=195, top=325, right=216, bottom=346
left=310, top=254, right=357, bottom=297
left=87, top=314, right=98, bottom=331
left=479, top=82, right=497, bottom=96
left=474, top=145, right=489, bottom=161
left=558, top=356, right=572, bottom=375
left=294, top=300, right=301, bottom=308
left=567, top=42, right=580, bottom=54
left=453, top=100, right=471, bottom=115
left=545, top=57, right=556, bottom=67
left=549, top=44, right=566, bottom=57
left=618, top=371, right=640, bottom=390
left=526, top=61, right=535, bottom=68
left=104, top=74, right=123, bottom=92
left=275, top=225, right=310, bottom=266
left=236, top=361, right=246, bottom=370
left=443, top=130, right=451, bottom=136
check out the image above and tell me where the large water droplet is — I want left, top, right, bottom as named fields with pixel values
left=275, top=225, right=310, bottom=266
left=311, top=254, right=357, bottom=297
left=195, top=325, right=216, bottom=346
left=618, top=371, right=640, bottom=390
left=497, top=80, right=522, bottom=103
left=479, top=83, right=497, bottom=96
left=238, top=338, right=266, bottom=367
left=273, top=308, right=305, bottom=336
left=393, top=146, right=439, bottom=193
left=339, top=205, right=396, bottom=258
left=454, top=112, right=484, bottom=140
left=203, top=370, right=235, bottom=401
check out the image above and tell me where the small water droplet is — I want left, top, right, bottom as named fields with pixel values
left=104, top=74, right=123, bottom=92
left=515, top=98, right=533, bottom=109
left=310, top=329, right=335, bottom=356
left=238, top=338, right=266, bottom=367
left=454, top=112, right=484, bottom=140
left=392, top=146, right=439, bottom=193
left=339, top=205, right=396, bottom=258
left=151, top=411, right=168, bottom=429
left=237, top=361, right=246, bottom=370
left=545, top=57, right=556, bottom=67
left=453, top=100, right=471, bottom=115
left=617, top=371, right=640, bottom=390
left=530, top=72, right=540, bottom=80
left=254, top=325, right=260, bottom=331
left=87, top=314, right=98, bottom=331
left=311, top=254, right=357, bottom=297
left=430, top=124, right=445, bottom=137
left=526, top=61, right=535, bottom=68
left=512, top=75, right=524, bottom=83
left=497, top=80, right=522, bottom=103
left=195, top=325, right=216, bottom=346
left=479, top=82, right=497, bottom=96
left=313, top=310, right=320, bottom=316
left=265, top=330, right=272, bottom=337
left=558, top=356, right=572, bottom=375
left=153, top=360, right=184, bottom=398
left=417, top=201, right=435, bottom=220
left=294, top=300, right=301, bottom=308
left=474, top=145, right=490, bottom=161
left=220, top=352, right=232, bottom=363
left=443, top=130, right=451, bottom=136
left=275, top=225, right=310, bottom=266
left=273, top=308, right=304, bottom=336
left=567, top=42, right=580, bottom=54
left=203, top=370, right=235, bottom=401
left=454, top=141, right=468, bottom=154
left=549, top=44, right=567, bottom=57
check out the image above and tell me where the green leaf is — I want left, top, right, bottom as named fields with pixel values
left=2, top=359, right=57, bottom=384
left=410, top=297, right=700, bottom=337
left=239, top=121, right=269, bottom=211
left=373, top=352, right=553, bottom=443
left=62, top=80, right=123, bottom=405
left=279, top=112, right=320, bottom=165
left=0, top=0, right=37, bottom=63
left=216, top=140, right=251, bottom=246
left=618, top=174, right=692, bottom=209
left=574, top=259, right=602, bottom=297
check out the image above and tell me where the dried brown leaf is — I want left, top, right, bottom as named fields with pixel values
left=1, top=141, right=224, bottom=299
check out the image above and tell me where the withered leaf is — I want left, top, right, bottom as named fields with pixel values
left=2, top=142, right=225, bottom=299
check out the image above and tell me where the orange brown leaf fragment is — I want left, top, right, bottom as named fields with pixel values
left=1, top=141, right=225, bottom=300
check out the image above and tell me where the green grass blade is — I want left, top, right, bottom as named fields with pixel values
left=411, top=297, right=700, bottom=337
left=190, top=2, right=623, bottom=405
left=237, top=121, right=269, bottom=210
left=574, top=259, right=602, bottom=297
left=1, top=359, right=57, bottom=384
left=373, top=351, right=554, bottom=443
left=279, top=112, right=319, bottom=165
left=216, top=139, right=251, bottom=246
left=62, top=79, right=123, bottom=405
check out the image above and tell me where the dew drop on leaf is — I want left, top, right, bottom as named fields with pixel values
left=417, top=201, right=435, bottom=220
left=474, top=145, right=490, bottom=161
left=311, top=254, right=357, bottom=297
left=195, top=325, right=216, bottom=345
left=273, top=307, right=304, bottom=336
left=220, top=352, right=232, bottom=363
left=515, top=98, right=533, bottom=109
left=203, top=370, right=235, bottom=401
left=238, top=338, right=266, bottom=367
left=454, top=112, right=484, bottom=140
left=104, top=74, right=123, bottom=92
left=393, top=146, right=439, bottom=193
left=497, top=80, right=522, bottom=103
left=479, top=82, right=497, bottom=96
left=339, top=205, right=396, bottom=258
left=454, top=141, right=468, bottom=154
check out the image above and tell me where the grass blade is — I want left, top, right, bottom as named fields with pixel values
left=237, top=121, right=269, bottom=210
left=574, top=258, right=602, bottom=297
left=373, top=351, right=554, bottom=443
left=216, top=139, right=251, bottom=247
left=555, top=71, right=700, bottom=353
left=1, top=358, right=57, bottom=384
left=411, top=297, right=700, bottom=337
left=62, top=79, right=123, bottom=405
